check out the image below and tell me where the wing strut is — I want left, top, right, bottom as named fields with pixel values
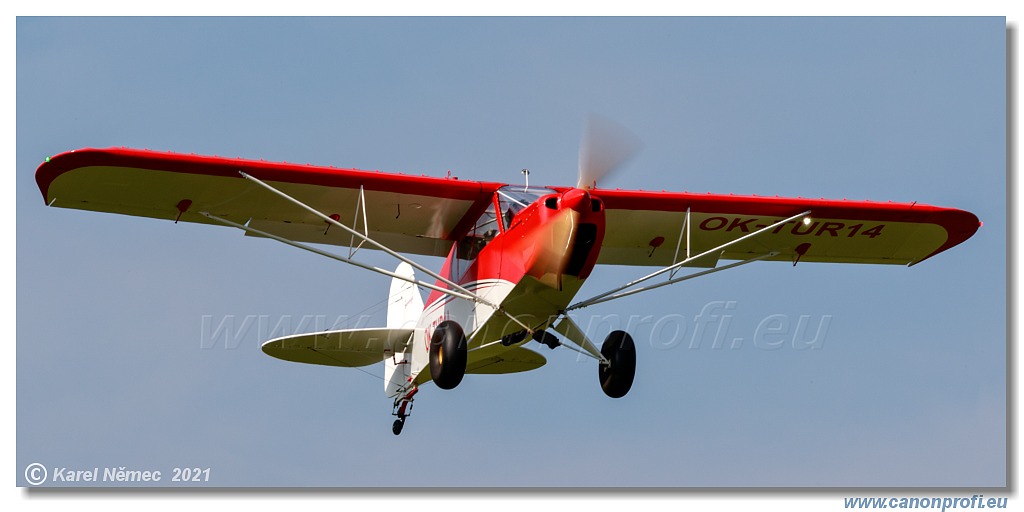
left=231, top=172, right=534, bottom=333
left=567, top=210, right=812, bottom=311
left=347, top=185, right=369, bottom=258
left=669, top=207, right=691, bottom=278
left=240, top=171, right=475, bottom=297
left=199, top=212, right=477, bottom=302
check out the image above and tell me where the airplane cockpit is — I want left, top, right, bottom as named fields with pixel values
left=452, top=186, right=557, bottom=279
left=495, top=186, right=556, bottom=231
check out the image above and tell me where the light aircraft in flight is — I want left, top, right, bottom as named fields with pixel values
left=35, top=121, right=980, bottom=434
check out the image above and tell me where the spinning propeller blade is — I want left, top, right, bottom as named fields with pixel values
left=576, top=114, right=642, bottom=190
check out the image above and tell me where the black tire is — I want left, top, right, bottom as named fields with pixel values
left=599, top=330, right=636, bottom=398
left=429, top=320, right=468, bottom=390
left=392, top=419, right=404, bottom=436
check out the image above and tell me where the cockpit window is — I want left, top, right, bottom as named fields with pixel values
left=496, top=186, right=557, bottom=231
left=451, top=186, right=557, bottom=281
left=457, top=202, right=498, bottom=262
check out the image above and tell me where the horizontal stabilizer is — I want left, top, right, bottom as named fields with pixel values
left=262, top=328, right=414, bottom=368
left=412, top=346, right=546, bottom=386
left=466, top=346, right=547, bottom=374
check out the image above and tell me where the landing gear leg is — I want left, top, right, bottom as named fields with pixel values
left=391, top=388, right=417, bottom=436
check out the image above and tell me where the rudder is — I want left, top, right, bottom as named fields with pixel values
left=384, top=263, right=423, bottom=397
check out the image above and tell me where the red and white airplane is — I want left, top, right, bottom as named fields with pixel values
left=35, top=121, right=980, bottom=435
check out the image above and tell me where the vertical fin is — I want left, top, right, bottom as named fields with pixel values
left=385, top=263, right=423, bottom=397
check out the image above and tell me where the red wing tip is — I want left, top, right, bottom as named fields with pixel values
left=34, top=146, right=511, bottom=205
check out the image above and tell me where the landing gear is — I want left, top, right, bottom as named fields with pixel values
left=500, top=330, right=529, bottom=346
left=599, top=330, right=635, bottom=398
left=391, top=388, right=417, bottom=436
left=430, top=321, right=468, bottom=390
left=533, top=329, right=562, bottom=350
left=500, top=329, right=561, bottom=349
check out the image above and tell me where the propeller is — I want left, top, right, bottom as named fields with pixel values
left=576, top=114, right=642, bottom=190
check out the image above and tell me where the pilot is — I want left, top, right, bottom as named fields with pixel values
left=504, top=207, right=515, bottom=229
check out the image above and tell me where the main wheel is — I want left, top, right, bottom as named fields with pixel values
left=429, top=320, right=468, bottom=390
left=599, top=330, right=636, bottom=398
left=392, top=419, right=404, bottom=436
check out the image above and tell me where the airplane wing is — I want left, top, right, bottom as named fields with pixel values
left=35, top=147, right=506, bottom=258
left=36, top=148, right=979, bottom=267
left=588, top=188, right=980, bottom=267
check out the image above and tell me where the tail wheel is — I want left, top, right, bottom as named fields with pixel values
left=599, top=330, right=635, bottom=398
left=429, top=320, right=468, bottom=390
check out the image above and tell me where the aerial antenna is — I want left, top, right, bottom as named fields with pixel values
left=521, top=168, right=530, bottom=191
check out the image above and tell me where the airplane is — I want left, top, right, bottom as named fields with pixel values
left=33, top=120, right=980, bottom=435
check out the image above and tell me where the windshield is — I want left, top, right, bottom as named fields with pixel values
left=496, top=185, right=557, bottom=230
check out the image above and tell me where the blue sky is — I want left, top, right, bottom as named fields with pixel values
left=16, top=17, right=1005, bottom=488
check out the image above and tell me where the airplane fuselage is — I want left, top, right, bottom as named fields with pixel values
left=408, top=187, right=606, bottom=382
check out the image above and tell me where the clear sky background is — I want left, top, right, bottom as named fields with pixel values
left=16, top=17, right=1005, bottom=488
